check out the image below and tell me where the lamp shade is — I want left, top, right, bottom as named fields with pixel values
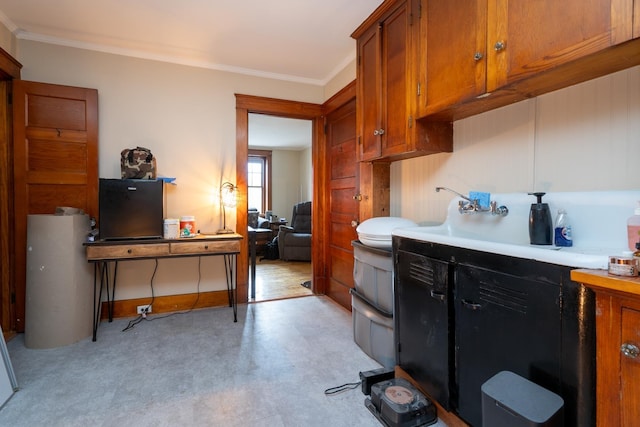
left=220, top=182, right=237, bottom=208
left=217, top=182, right=237, bottom=234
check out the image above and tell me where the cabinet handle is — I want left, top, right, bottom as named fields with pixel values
left=494, top=41, right=506, bottom=52
left=350, top=220, right=359, bottom=228
left=127, top=249, right=132, bottom=254
left=204, top=245, right=209, bottom=250
left=461, top=299, right=482, bottom=310
left=430, top=290, right=446, bottom=301
left=621, top=342, right=639, bottom=358
left=373, top=128, right=385, bottom=136
left=473, top=52, right=484, bottom=61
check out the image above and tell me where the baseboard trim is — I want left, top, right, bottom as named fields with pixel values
left=101, top=290, right=232, bottom=320
left=395, top=367, right=468, bottom=427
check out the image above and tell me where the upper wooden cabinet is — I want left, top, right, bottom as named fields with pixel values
left=353, top=0, right=452, bottom=162
left=416, top=0, right=487, bottom=118
left=355, top=0, right=412, bottom=161
left=416, top=0, right=640, bottom=120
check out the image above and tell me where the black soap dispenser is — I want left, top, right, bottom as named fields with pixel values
left=528, top=192, right=552, bottom=245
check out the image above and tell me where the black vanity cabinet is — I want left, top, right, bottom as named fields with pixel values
left=393, top=236, right=595, bottom=427
left=455, top=263, right=562, bottom=426
left=395, top=248, right=452, bottom=410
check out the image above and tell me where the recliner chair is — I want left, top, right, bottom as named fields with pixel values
left=277, top=201, right=311, bottom=261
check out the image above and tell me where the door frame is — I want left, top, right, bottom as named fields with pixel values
left=321, top=82, right=359, bottom=309
left=0, top=47, right=21, bottom=336
left=235, top=95, right=324, bottom=302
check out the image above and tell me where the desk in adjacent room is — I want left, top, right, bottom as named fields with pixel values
left=85, top=233, right=242, bottom=341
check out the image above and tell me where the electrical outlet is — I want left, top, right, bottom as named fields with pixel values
left=136, top=304, right=152, bottom=315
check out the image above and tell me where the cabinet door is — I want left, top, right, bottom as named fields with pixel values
left=379, top=1, right=412, bottom=159
left=420, top=0, right=635, bottom=116
left=357, top=23, right=382, bottom=161
left=356, top=0, right=412, bottom=161
left=395, top=250, right=451, bottom=409
left=621, top=306, right=640, bottom=426
left=455, top=264, right=562, bottom=427
left=486, top=0, right=630, bottom=91
left=420, top=0, right=487, bottom=115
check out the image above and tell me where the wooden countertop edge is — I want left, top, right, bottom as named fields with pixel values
left=571, top=268, right=640, bottom=297
left=85, top=233, right=243, bottom=246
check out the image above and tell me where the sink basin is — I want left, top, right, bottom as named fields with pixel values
left=393, top=190, right=640, bottom=269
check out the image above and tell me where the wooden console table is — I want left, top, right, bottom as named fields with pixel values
left=85, top=233, right=242, bottom=341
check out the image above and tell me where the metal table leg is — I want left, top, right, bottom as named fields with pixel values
left=249, top=229, right=256, bottom=300
left=92, top=260, right=119, bottom=341
left=223, top=253, right=238, bottom=322
left=91, top=263, right=103, bottom=341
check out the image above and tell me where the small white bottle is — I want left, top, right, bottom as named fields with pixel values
left=627, top=201, right=640, bottom=251
left=554, top=209, right=572, bottom=247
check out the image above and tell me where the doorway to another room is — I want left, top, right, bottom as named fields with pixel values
left=251, top=259, right=312, bottom=301
left=248, top=113, right=313, bottom=302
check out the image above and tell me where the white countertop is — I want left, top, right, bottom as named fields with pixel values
left=392, top=190, right=640, bottom=269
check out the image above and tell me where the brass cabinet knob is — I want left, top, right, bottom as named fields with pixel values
left=373, top=128, right=385, bottom=136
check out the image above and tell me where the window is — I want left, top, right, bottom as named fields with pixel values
left=248, top=150, right=272, bottom=213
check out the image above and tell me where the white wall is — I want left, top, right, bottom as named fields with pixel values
left=300, top=146, right=313, bottom=202
left=15, top=40, right=324, bottom=300
left=324, top=58, right=356, bottom=99
left=0, top=23, right=15, bottom=56
left=270, top=148, right=312, bottom=220
left=391, top=66, right=640, bottom=224
left=8, top=37, right=640, bottom=300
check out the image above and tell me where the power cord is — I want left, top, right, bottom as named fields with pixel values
left=122, top=256, right=203, bottom=332
left=145, top=256, right=203, bottom=321
left=122, top=258, right=159, bottom=332
left=324, top=381, right=362, bottom=395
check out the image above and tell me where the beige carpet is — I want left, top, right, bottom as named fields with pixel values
left=251, top=259, right=313, bottom=302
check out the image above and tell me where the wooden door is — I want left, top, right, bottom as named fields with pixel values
left=12, top=81, right=98, bottom=332
left=421, top=0, right=487, bottom=115
left=486, top=0, right=629, bottom=91
left=323, top=90, right=358, bottom=310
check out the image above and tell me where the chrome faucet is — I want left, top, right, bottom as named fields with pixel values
left=435, top=187, right=472, bottom=202
left=489, top=201, right=509, bottom=216
left=435, top=187, right=509, bottom=216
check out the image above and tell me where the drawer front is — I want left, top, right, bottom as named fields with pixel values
left=170, top=240, right=241, bottom=255
left=86, top=243, right=170, bottom=260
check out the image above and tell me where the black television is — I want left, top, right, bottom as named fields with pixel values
left=99, top=178, right=165, bottom=240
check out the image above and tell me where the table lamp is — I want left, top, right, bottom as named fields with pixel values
left=217, top=181, right=237, bottom=234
